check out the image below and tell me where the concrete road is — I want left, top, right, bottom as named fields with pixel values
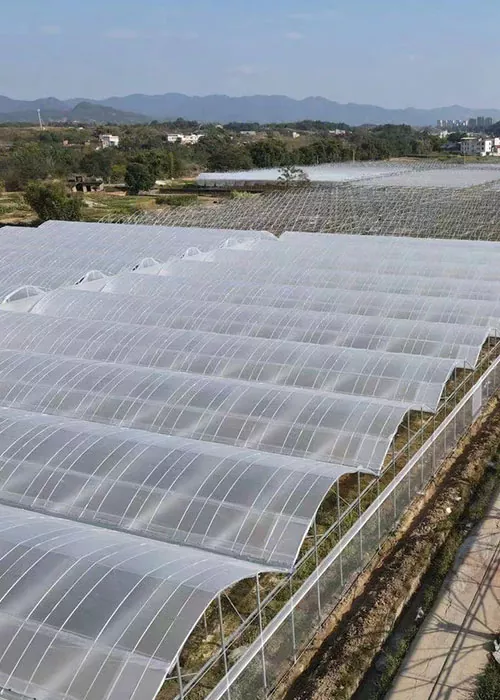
left=386, top=489, right=500, bottom=700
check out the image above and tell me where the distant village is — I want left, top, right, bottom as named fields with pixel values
left=435, top=117, right=500, bottom=156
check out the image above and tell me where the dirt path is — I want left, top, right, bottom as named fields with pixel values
left=386, top=490, right=500, bottom=700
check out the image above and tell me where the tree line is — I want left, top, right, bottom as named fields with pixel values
left=0, top=123, right=443, bottom=195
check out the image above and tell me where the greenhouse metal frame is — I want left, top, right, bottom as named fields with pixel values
left=0, top=221, right=499, bottom=700
left=108, top=161, right=500, bottom=240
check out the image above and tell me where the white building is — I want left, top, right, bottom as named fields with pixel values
left=99, top=134, right=120, bottom=149
left=460, top=136, right=494, bottom=156
left=166, top=133, right=202, bottom=145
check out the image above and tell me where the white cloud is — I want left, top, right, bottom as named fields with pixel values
left=285, top=31, right=303, bottom=40
left=105, top=28, right=139, bottom=40
left=39, top=25, right=62, bottom=35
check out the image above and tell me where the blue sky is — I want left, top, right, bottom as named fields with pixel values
left=2, top=0, right=500, bottom=107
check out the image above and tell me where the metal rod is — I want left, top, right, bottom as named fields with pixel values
left=289, top=576, right=297, bottom=663
left=176, top=657, right=185, bottom=700
left=337, top=486, right=344, bottom=588
left=358, top=471, right=363, bottom=565
left=420, top=407, right=424, bottom=486
left=313, top=517, right=322, bottom=618
left=256, top=574, right=268, bottom=694
left=377, top=475, right=381, bottom=543
left=218, top=594, right=231, bottom=699
left=392, top=439, right=397, bottom=520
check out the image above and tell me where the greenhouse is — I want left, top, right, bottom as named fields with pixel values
left=118, top=162, right=500, bottom=239
left=0, top=221, right=498, bottom=700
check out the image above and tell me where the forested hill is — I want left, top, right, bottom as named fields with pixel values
left=1, top=93, right=500, bottom=126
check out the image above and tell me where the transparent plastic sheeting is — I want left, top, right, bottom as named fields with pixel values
left=1, top=225, right=500, bottom=700
left=0, top=348, right=408, bottom=472
left=21, top=288, right=491, bottom=366
left=195, top=162, right=413, bottom=186
left=198, top=244, right=500, bottom=281
left=280, top=231, right=500, bottom=254
left=0, top=310, right=459, bottom=410
left=197, top=231, right=500, bottom=265
left=128, top=258, right=500, bottom=303
left=0, top=502, right=270, bottom=700
left=155, top=245, right=500, bottom=285
left=0, top=223, right=274, bottom=296
left=0, top=407, right=346, bottom=567
left=95, top=272, right=500, bottom=332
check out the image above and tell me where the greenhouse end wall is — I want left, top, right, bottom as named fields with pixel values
left=198, top=356, right=500, bottom=700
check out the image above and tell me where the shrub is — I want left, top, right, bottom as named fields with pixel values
left=24, top=182, right=84, bottom=222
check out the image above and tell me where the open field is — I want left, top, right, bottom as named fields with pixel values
left=0, top=189, right=221, bottom=225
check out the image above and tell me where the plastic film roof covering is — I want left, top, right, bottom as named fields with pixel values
left=0, top=407, right=344, bottom=568
left=0, top=348, right=408, bottom=472
left=0, top=502, right=269, bottom=700
left=0, top=222, right=274, bottom=292
left=159, top=244, right=500, bottom=284
left=25, top=288, right=491, bottom=365
left=196, top=162, right=411, bottom=185
left=2, top=226, right=500, bottom=700
left=281, top=231, right=500, bottom=256
left=122, top=249, right=500, bottom=302
left=0, top=311, right=459, bottom=410
left=152, top=254, right=500, bottom=294
left=98, top=272, right=500, bottom=331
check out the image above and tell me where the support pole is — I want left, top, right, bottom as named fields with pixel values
left=392, top=439, right=397, bottom=520
left=358, top=471, right=363, bottom=565
left=377, top=475, right=381, bottom=543
left=256, top=574, right=268, bottom=694
left=420, top=407, right=424, bottom=486
left=313, top=517, right=322, bottom=618
left=289, top=576, right=297, bottom=663
left=218, top=594, right=231, bottom=699
left=337, top=486, right=344, bottom=588
left=176, top=657, right=185, bottom=700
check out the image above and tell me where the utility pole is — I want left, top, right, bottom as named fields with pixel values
left=37, top=109, right=45, bottom=131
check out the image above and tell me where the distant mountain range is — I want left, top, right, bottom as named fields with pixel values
left=1, top=93, right=500, bottom=126
left=0, top=99, right=149, bottom=125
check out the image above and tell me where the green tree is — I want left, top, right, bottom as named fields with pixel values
left=10, top=144, right=53, bottom=183
left=249, top=139, right=289, bottom=167
left=277, top=165, right=310, bottom=185
left=24, top=182, right=83, bottom=222
left=206, top=145, right=253, bottom=172
left=124, top=162, right=156, bottom=194
left=110, top=164, right=127, bottom=183
left=80, top=150, right=115, bottom=181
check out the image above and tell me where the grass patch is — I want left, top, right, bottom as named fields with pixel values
left=0, top=191, right=34, bottom=224
left=473, top=652, right=500, bottom=700
left=155, top=194, right=199, bottom=207
left=82, top=193, right=158, bottom=222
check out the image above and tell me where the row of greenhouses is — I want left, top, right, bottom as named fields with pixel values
left=0, top=221, right=498, bottom=700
